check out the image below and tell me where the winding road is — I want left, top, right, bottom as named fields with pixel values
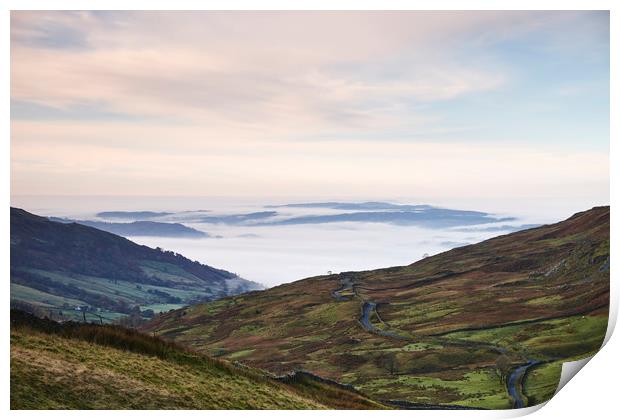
left=331, top=273, right=540, bottom=409
left=359, top=301, right=409, bottom=340
left=506, top=360, right=541, bottom=408
left=331, top=276, right=355, bottom=301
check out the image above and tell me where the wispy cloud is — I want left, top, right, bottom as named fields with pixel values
left=10, top=12, right=522, bottom=130
left=10, top=11, right=609, bottom=203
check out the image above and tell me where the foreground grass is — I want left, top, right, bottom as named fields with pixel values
left=10, top=311, right=385, bottom=410
left=11, top=328, right=327, bottom=409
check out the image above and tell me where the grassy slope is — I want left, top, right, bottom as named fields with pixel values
left=144, top=206, right=609, bottom=409
left=10, top=311, right=384, bottom=410
left=12, top=268, right=205, bottom=320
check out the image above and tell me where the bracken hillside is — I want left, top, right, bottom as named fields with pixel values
left=144, top=206, right=609, bottom=409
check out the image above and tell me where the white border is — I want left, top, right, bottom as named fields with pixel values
left=2, top=2, right=616, bottom=419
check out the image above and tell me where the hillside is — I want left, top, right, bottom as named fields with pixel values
left=145, top=206, right=610, bottom=409
left=10, top=310, right=384, bottom=409
left=10, top=208, right=262, bottom=322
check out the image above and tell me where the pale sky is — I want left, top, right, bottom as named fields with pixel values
left=10, top=11, right=609, bottom=204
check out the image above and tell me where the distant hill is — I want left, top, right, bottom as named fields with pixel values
left=266, top=201, right=434, bottom=211
left=10, top=309, right=385, bottom=409
left=10, top=208, right=262, bottom=322
left=145, top=206, right=609, bottom=409
left=200, top=202, right=516, bottom=228
left=199, top=211, right=278, bottom=224
left=96, top=211, right=173, bottom=220
left=50, top=217, right=208, bottom=238
left=257, top=209, right=513, bottom=228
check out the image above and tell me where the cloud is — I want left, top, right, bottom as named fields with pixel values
left=10, top=11, right=521, bottom=135
left=10, top=11, right=609, bottom=203
left=10, top=119, right=609, bottom=199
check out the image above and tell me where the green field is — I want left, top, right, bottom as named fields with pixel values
left=11, top=266, right=216, bottom=322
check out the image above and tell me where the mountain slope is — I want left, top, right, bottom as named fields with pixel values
left=10, top=310, right=384, bottom=409
left=10, top=207, right=262, bottom=321
left=144, top=206, right=609, bottom=409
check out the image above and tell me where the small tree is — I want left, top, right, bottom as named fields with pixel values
left=141, top=309, right=155, bottom=318
left=382, top=353, right=399, bottom=376
left=495, top=354, right=511, bottom=385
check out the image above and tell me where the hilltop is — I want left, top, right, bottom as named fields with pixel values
left=145, top=206, right=609, bottom=409
left=10, top=310, right=384, bottom=409
left=10, top=208, right=262, bottom=322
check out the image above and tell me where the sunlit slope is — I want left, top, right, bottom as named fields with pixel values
left=10, top=310, right=385, bottom=409
left=145, top=206, right=609, bottom=409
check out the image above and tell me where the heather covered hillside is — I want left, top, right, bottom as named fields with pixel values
left=145, top=207, right=610, bottom=409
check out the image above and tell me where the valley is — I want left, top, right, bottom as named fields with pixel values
left=10, top=208, right=262, bottom=323
left=144, top=206, right=609, bottom=409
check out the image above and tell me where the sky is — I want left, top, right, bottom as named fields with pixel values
left=10, top=11, right=609, bottom=206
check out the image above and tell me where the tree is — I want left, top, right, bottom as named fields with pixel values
left=382, top=353, right=399, bottom=375
left=141, top=309, right=155, bottom=318
left=495, top=354, right=511, bottom=385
